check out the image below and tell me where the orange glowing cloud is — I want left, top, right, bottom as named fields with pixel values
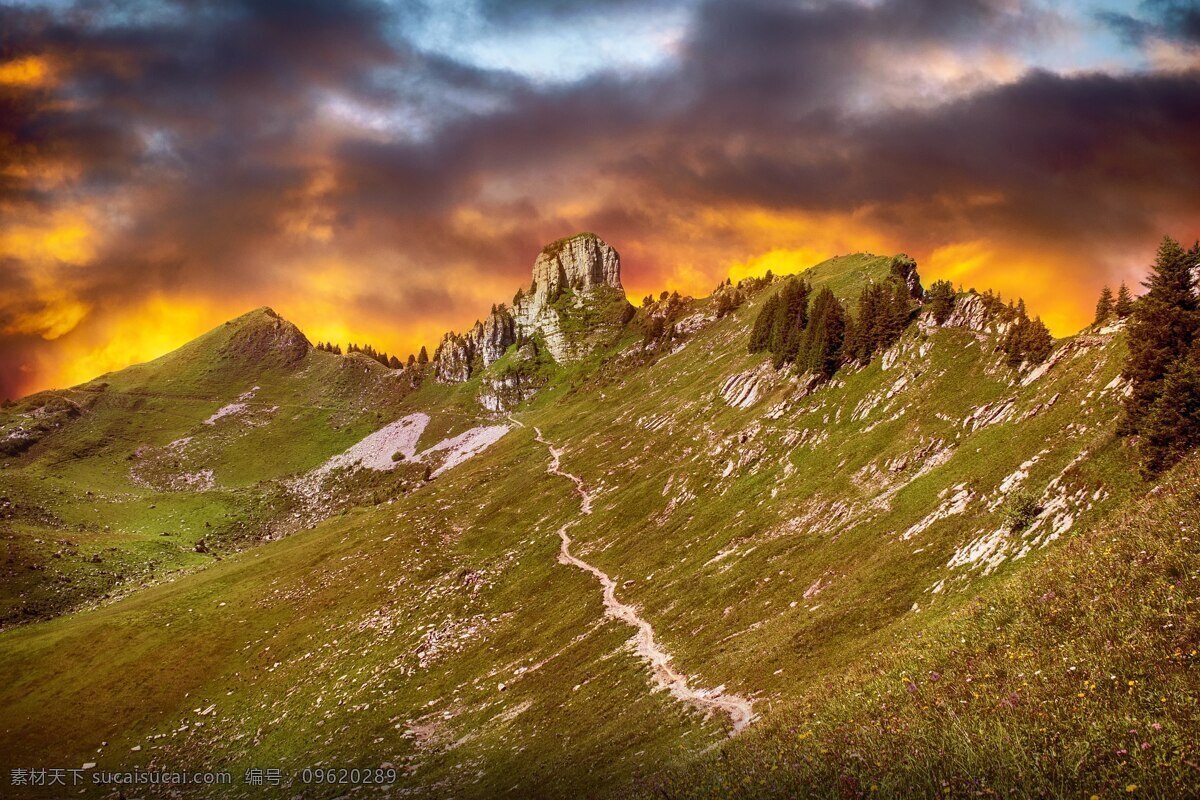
left=0, top=212, right=97, bottom=265
left=32, top=295, right=217, bottom=390
left=0, top=55, right=52, bottom=87
left=922, top=240, right=1092, bottom=336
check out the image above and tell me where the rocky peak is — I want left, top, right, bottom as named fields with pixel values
left=514, top=233, right=632, bottom=363
left=431, top=233, right=633, bottom=388
left=222, top=307, right=311, bottom=365
left=523, top=233, right=622, bottom=312
left=890, top=255, right=924, bottom=299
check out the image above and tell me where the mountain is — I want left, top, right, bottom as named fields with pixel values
left=432, top=232, right=634, bottom=407
left=1, top=236, right=1196, bottom=799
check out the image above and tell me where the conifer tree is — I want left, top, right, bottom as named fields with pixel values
left=388, top=355, right=401, bottom=369
left=1094, top=285, right=1114, bottom=324
left=774, top=279, right=811, bottom=365
left=1139, top=344, right=1200, bottom=473
left=418, top=346, right=429, bottom=365
left=1115, top=282, right=1134, bottom=318
left=926, top=279, right=955, bottom=325
left=796, top=287, right=846, bottom=378
left=407, top=354, right=416, bottom=368
left=748, top=294, right=781, bottom=353
left=1122, top=236, right=1200, bottom=436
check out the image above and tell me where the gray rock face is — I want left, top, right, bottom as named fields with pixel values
left=921, top=293, right=1013, bottom=337
left=522, top=233, right=622, bottom=314
left=433, top=330, right=475, bottom=384
left=432, top=307, right=517, bottom=384
left=513, top=233, right=631, bottom=363
left=890, top=255, right=924, bottom=299
left=481, top=307, right=516, bottom=366
left=432, top=233, right=633, bottom=385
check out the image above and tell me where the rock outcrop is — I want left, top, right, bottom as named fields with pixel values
left=432, top=233, right=633, bottom=386
left=481, top=307, right=517, bottom=365
left=920, top=293, right=1014, bottom=338
left=890, top=255, right=924, bottom=299
left=433, top=306, right=518, bottom=384
left=512, top=233, right=633, bottom=363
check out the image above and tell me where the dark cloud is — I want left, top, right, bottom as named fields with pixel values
left=1099, top=0, right=1200, bottom=44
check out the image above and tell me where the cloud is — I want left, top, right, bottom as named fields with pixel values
left=0, top=0, right=1198, bottom=398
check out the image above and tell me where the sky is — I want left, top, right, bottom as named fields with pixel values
left=1, top=0, right=1199, bottom=399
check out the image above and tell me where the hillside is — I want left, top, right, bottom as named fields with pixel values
left=0, top=307, right=422, bottom=624
left=0, top=236, right=1190, bottom=799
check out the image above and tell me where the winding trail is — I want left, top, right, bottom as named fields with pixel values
left=530, top=424, right=754, bottom=735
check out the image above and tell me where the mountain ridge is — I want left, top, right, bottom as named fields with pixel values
left=2, top=234, right=1191, bottom=800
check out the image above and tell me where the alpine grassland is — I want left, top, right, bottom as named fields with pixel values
left=1, top=239, right=1195, bottom=799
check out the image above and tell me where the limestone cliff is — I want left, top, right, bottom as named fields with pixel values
left=432, top=233, right=634, bottom=386
left=920, top=293, right=1015, bottom=338
left=432, top=306, right=517, bottom=384
left=512, top=233, right=633, bottom=363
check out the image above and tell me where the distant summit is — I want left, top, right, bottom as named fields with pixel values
left=433, top=233, right=634, bottom=385
left=220, top=306, right=311, bottom=366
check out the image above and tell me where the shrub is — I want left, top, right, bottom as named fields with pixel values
left=1003, top=489, right=1041, bottom=532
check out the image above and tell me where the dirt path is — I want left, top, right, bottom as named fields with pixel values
left=531, top=426, right=754, bottom=735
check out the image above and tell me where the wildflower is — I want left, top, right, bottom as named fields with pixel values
left=1126, top=784, right=1138, bottom=792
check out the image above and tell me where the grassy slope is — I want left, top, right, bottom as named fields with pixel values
left=630, top=451, right=1200, bottom=799
left=0, top=309, right=435, bottom=624
left=0, top=255, right=1177, bottom=799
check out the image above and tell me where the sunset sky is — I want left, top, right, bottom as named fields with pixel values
left=2, top=0, right=1199, bottom=399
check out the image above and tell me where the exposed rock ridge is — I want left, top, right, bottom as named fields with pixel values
left=223, top=306, right=311, bottom=365
left=919, top=293, right=1014, bottom=338
left=433, top=306, right=517, bottom=384
left=433, top=233, right=633, bottom=384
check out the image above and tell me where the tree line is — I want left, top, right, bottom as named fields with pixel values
left=747, top=256, right=1055, bottom=380
left=315, top=341, right=428, bottom=370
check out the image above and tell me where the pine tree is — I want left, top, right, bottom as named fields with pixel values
left=388, top=355, right=401, bottom=369
left=796, top=287, right=846, bottom=378
left=1122, top=236, right=1200, bottom=436
left=1094, top=285, right=1114, bottom=324
left=418, top=346, right=429, bottom=365
left=775, top=279, right=811, bottom=365
left=926, top=279, right=955, bottom=325
left=843, top=278, right=911, bottom=364
left=748, top=294, right=781, bottom=353
left=1138, top=344, right=1200, bottom=474
left=1000, top=305, right=1053, bottom=368
left=1025, top=317, right=1053, bottom=363
left=884, top=278, right=913, bottom=342
left=1115, top=282, right=1134, bottom=318
left=406, top=354, right=416, bottom=368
